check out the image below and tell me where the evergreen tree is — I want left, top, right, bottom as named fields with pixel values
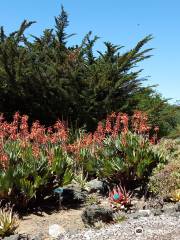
left=0, top=6, right=178, bottom=136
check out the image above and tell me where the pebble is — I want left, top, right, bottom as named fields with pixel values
left=61, top=213, right=180, bottom=240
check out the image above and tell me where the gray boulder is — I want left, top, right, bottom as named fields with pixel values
left=82, top=205, right=113, bottom=227
left=3, top=235, right=20, bottom=240
left=86, top=179, right=107, bottom=193
left=175, top=202, right=180, bottom=212
left=132, top=209, right=152, bottom=219
left=162, top=203, right=177, bottom=215
left=54, top=184, right=87, bottom=206
left=4, top=234, right=28, bottom=240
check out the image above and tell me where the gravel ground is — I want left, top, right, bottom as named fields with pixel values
left=62, top=214, right=180, bottom=240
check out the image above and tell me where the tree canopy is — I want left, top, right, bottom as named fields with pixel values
left=0, top=6, right=178, bottom=136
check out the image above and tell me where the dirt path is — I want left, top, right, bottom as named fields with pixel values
left=18, top=208, right=84, bottom=237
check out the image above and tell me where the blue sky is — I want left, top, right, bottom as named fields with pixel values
left=0, top=0, right=179, bottom=103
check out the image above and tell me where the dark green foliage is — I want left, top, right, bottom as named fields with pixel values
left=133, top=88, right=179, bottom=136
left=168, top=104, right=180, bottom=138
left=0, top=7, right=178, bottom=135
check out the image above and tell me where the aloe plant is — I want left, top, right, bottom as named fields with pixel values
left=109, top=185, right=132, bottom=209
left=90, top=132, right=165, bottom=185
left=0, top=203, right=19, bottom=237
left=0, top=139, right=73, bottom=208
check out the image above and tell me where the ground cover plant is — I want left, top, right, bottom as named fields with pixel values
left=148, top=139, right=180, bottom=200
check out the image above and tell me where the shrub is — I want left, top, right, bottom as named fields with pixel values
left=148, top=140, right=180, bottom=200
left=170, top=189, right=180, bottom=202
left=152, top=138, right=180, bottom=161
left=0, top=203, right=19, bottom=237
left=148, top=158, right=180, bottom=200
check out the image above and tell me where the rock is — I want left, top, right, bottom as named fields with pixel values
left=152, top=209, right=163, bottom=216
left=175, top=202, right=180, bottom=212
left=28, top=234, right=44, bottom=240
left=86, top=179, right=107, bottom=194
left=130, top=197, right=146, bottom=211
left=131, top=213, right=140, bottom=219
left=146, top=197, right=164, bottom=209
left=138, top=209, right=151, bottom=217
left=3, top=234, right=29, bottom=240
left=81, top=205, right=113, bottom=227
left=135, top=226, right=144, bottom=235
left=19, top=234, right=29, bottom=240
left=55, top=184, right=87, bottom=205
left=49, top=224, right=66, bottom=238
left=4, top=234, right=21, bottom=240
left=162, top=204, right=176, bottom=214
left=170, top=211, right=180, bottom=218
left=132, top=209, right=152, bottom=219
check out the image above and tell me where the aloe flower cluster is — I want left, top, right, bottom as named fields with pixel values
left=0, top=111, right=161, bottom=208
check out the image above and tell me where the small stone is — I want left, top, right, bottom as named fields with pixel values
left=29, top=233, right=44, bottom=240
left=135, top=226, right=143, bottom=235
left=162, top=204, right=176, bottom=214
left=86, top=179, right=106, bottom=193
left=138, top=209, right=151, bottom=217
left=49, top=224, right=66, bottom=238
left=153, top=209, right=163, bottom=216
left=4, top=234, right=20, bottom=240
left=175, top=202, right=180, bottom=212
left=130, top=197, right=146, bottom=210
left=170, top=211, right=180, bottom=218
